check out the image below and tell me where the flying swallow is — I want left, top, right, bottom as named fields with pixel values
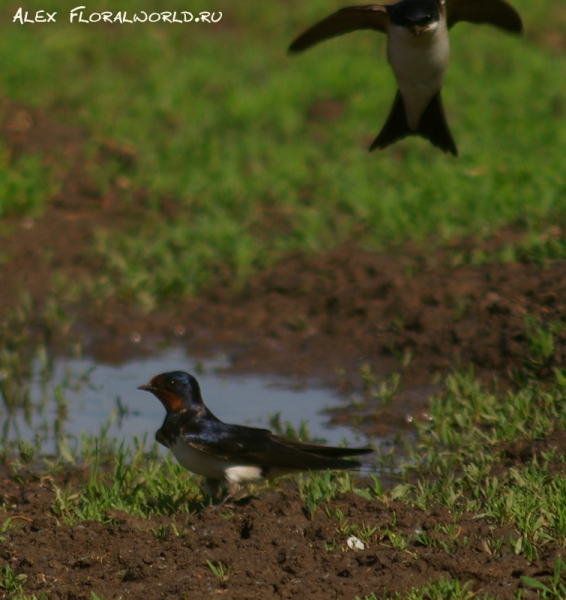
left=289, top=0, right=523, bottom=155
left=139, top=371, right=373, bottom=499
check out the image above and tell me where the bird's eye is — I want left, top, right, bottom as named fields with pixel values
left=170, top=380, right=175, bottom=386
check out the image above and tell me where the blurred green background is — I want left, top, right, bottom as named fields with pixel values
left=0, top=0, right=564, bottom=306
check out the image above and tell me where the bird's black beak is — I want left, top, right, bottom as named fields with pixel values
left=138, top=383, right=153, bottom=391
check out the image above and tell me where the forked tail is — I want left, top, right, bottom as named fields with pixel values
left=370, top=91, right=458, bottom=156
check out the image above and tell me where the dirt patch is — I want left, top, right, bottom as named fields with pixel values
left=0, top=470, right=559, bottom=600
left=0, top=99, right=139, bottom=311
left=531, top=7, right=566, bottom=53
left=177, top=243, right=566, bottom=382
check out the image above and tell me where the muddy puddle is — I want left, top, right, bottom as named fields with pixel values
left=2, top=346, right=380, bottom=456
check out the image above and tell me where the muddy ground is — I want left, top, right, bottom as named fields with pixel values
left=2, top=466, right=564, bottom=600
left=0, top=103, right=565, bottom=598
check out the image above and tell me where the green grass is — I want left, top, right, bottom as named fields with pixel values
left=0, top=140, right=60, bottom=219
left=358, top=577, right=486, bottom=600
left=0, top=565, right=47, bottom=599
left=206, top=559, right=232, bottom=585
left=50, top=440, right=206, bottom=523
left=377, top=366, right=566, bottom=566
left=0, top=0, right=564, bottom=304
left=357, top=557, right=566, bottom=598
left=521, top=557, right=566, bottom=599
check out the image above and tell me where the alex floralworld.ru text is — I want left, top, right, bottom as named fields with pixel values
left=13, top=7, right=222, bottom=24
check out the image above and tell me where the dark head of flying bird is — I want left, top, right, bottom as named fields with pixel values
left=288, top=0, right=523, bottom=156
left=139, top=371, right=373, bottom=500
left=387, top=0, right=442, bottom=34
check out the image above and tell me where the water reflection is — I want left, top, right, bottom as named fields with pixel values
left=2, top=347, right=369, bottom=455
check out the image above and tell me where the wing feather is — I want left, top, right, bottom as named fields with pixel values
left=181, top=425, right=368, bottom=470
left=447, top=0, right=523, bottom=32
left=289, top=5, right=388, bottom=53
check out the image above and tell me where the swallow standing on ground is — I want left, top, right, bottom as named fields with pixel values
left=139, top=371, right=373, bottom=499
left=289, top=0, right=523, bottom=155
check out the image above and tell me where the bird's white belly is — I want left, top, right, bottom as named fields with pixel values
left=170, top=438, right=263, bottom=483
left=386, top=24, right=449, bottom=130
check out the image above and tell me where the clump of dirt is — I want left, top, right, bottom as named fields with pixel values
left=0, top=468, right=559, bottom=600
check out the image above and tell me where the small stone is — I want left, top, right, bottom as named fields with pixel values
left=346, top=536, right=365, bottom=550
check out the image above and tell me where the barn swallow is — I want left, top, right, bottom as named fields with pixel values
left=289, top=0, right=523, bottom=155
left=139, top=371, right=373, bottom=499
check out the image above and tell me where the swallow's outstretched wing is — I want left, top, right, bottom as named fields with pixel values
left=447, top=0, right=522, bottom=32
left=289, top=5, right=389, bottom=53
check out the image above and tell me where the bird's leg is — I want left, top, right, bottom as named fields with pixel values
left=202, top=477, right=236, bottom=508
left=204, top=478, right=223, bottom=502
left=205, top=479, right=244, bottom=509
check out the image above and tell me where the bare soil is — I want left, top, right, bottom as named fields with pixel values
left=2, top=467, right=564, bottom=600
left=1, top=103, right=565, bottom=598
